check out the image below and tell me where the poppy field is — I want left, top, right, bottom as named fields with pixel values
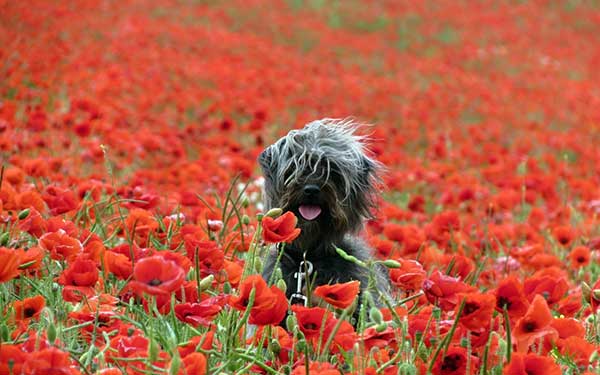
left=1, top=1, right=600, bottom=374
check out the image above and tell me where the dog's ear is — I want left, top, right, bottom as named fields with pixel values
left=258, top=147, right=274, bottom=178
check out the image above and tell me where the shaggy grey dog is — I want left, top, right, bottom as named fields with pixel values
left=259, top=119, right=391, bottom=312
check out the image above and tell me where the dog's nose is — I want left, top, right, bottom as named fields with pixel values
left=303, top=184, right=320, bottom=196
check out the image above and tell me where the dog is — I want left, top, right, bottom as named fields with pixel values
left=258, top=119, right=391, bottom=314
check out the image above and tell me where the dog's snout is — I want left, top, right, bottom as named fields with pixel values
left=303, top=184, right=320, bottom=196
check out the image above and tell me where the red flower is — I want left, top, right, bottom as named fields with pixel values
left=230, top=275, right=288, bottom=326
left=42, top=185, right=78, bottom=215
left=423, top=270, right=476, bottom=311
left=502, top=352, right=561, bottom=375
left=0, top=344, right=29, bottom=375
left=314, top=280, right=360, bottom=309
left=0, top=247, right=21, bottom=283
left=567, top=245, right=590, bottom=268
left=292, top=305, right=331, bottom=339
left=12, top=295, right=46, bottom=322
left=58, top=257, right=99, bottom=287
left=180, top=352, right=207, bottom=375
left=389, top=258, right=426, bottom=291
left=457, top=292, right=496, bottom=331
left=494, top=276, right=530, bottom=320
left=261, top=211, right=301, bottom=244
left=22, top=347, right=76, bottom=375
left=512, top=294, right=557, bottom=352
left=431, top=345, right=479, bottom=375
left=291, top=362, right=339, bottom=375
left=174, top=296, right=227, bottom=327
left=128, top=256, right=186, bottom=298
left=39, top=230, right=83, bottom=261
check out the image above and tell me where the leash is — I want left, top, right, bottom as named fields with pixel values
left=289, top=259, right=313, bottom=306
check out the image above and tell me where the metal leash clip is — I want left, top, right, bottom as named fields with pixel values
left=289, top=260, right=313, bottom=306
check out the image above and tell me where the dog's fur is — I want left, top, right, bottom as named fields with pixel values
left=259, top=118, right=390, bottom=309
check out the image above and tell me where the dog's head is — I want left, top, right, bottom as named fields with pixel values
left=258, top=119, right=381, bottom=248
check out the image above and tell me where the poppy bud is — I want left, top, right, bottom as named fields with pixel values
left=381, top=259, right=401, bottom=269
left=223, top=281, right=232, bottom=294
left=582, top=282, right=591, bottom=300
left=17, top=208, right=30, bottom=220
left=286, top=315, right=297, bottom=333
left=397, top=362, right=417, bottom=375
left=47, top=322, right=57, bottom=344
left=241, top=215, right=250, bottom=225
left=199, top=274, right=214, bottom=291
left=264, top=208, right=283, bottom=218
left=255, top=258, right=263, bottom=273
left=0, top=232, right=8, bottom=246
left=168, top=354, right=181, bottom=375
left=369, top=307, right=383, bottom=324
left=375, top=322, right=387, bottom=332
left=270, top=339, right=281, bottom=354
left=335, top=247, right=366, bottom=267
left=148, top=338, right=159, bottom=362
left=593, top=289, right=600, bottom=301
left=0, top=323, right=8, bottom=342
left=241, top=196, right=250, bottom=208
left=276, top=279, right=287, bottom=293
left=273, top=267, right=283, bottom=281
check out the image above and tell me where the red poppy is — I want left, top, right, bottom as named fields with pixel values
left=261, top=211, right=301, bottom=244
left=0, top=344, right=29, bottom=375
left=178, top=330, right=215, bottom=358
left=12, top=295, right=46, bottom=322
left=183, top=237, right=225, bottom=277
left=39, top=230, right=83, bottom=261
left=552, top=225, right=576, bottom=247
left=423, top=270, right=476, bottom=311
left=431, top=345, right=479, bottom=375
left=292, top=305, right=331, bottom=339
left=494, top=276, right=530, bottom=320
left=0, top=247, right=21, bottom=283
left=18, top=207, right=48, bottom=237
left=512, top=294, right=558, bottom=352
left=291, top=361, right=339, bottom=375
left=174, top=296, right=227, bottom=327
left=502, top=352, right=561, bottom=375
left=556, top=336, right=596, bottom=367
left=230, top=275, right=288, bottom=326
left=457, top=292, right=496, bottom=331
left=313, top=280, right=360, bottom=309
left=58, top=257, right=99, bottom=287
left=104, top=250, right=134, bottom=279
left=523, top=273, right=568, bottom=305
left=22, top=347, right=76, bottom=375
left=128, top=256, right=186, bottom=297
left=389, top=258, right=426, bottom=291
left=42, top=185, right=78, bottom=216
left=567, top=245, right=591, bottom=268
left=180, top=352, right=207, bottom=375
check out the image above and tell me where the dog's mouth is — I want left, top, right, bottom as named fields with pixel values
left=298, top=205, right=322, bottom=221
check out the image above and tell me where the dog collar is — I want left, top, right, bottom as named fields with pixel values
left=290, top=260, right=313, bottom=306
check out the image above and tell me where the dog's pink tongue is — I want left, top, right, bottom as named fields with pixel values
left=299, top=205, right=322, bottom=221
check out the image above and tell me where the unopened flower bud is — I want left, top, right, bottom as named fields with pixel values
left=264, top=208, right=283, bottom=218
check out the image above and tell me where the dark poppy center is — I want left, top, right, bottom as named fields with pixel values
left=148, top=279, right=162, bottom=286
left=463, top=302, right=479, bottom=315
left=24, top=307, right=36, bottom=318
left=305, top=323, right=318, bottom=330
left=497, top=296, right=512, bottom=310
left=576, top=256, right=586, bottom=263
left=325, top=293, right=337, bottom=300
left=441, top=354, right=462, bottom=372
left=523, top=321, right=537, bottom=332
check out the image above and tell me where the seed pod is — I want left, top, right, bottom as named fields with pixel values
left=199, top=274, right=214, bottom=291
